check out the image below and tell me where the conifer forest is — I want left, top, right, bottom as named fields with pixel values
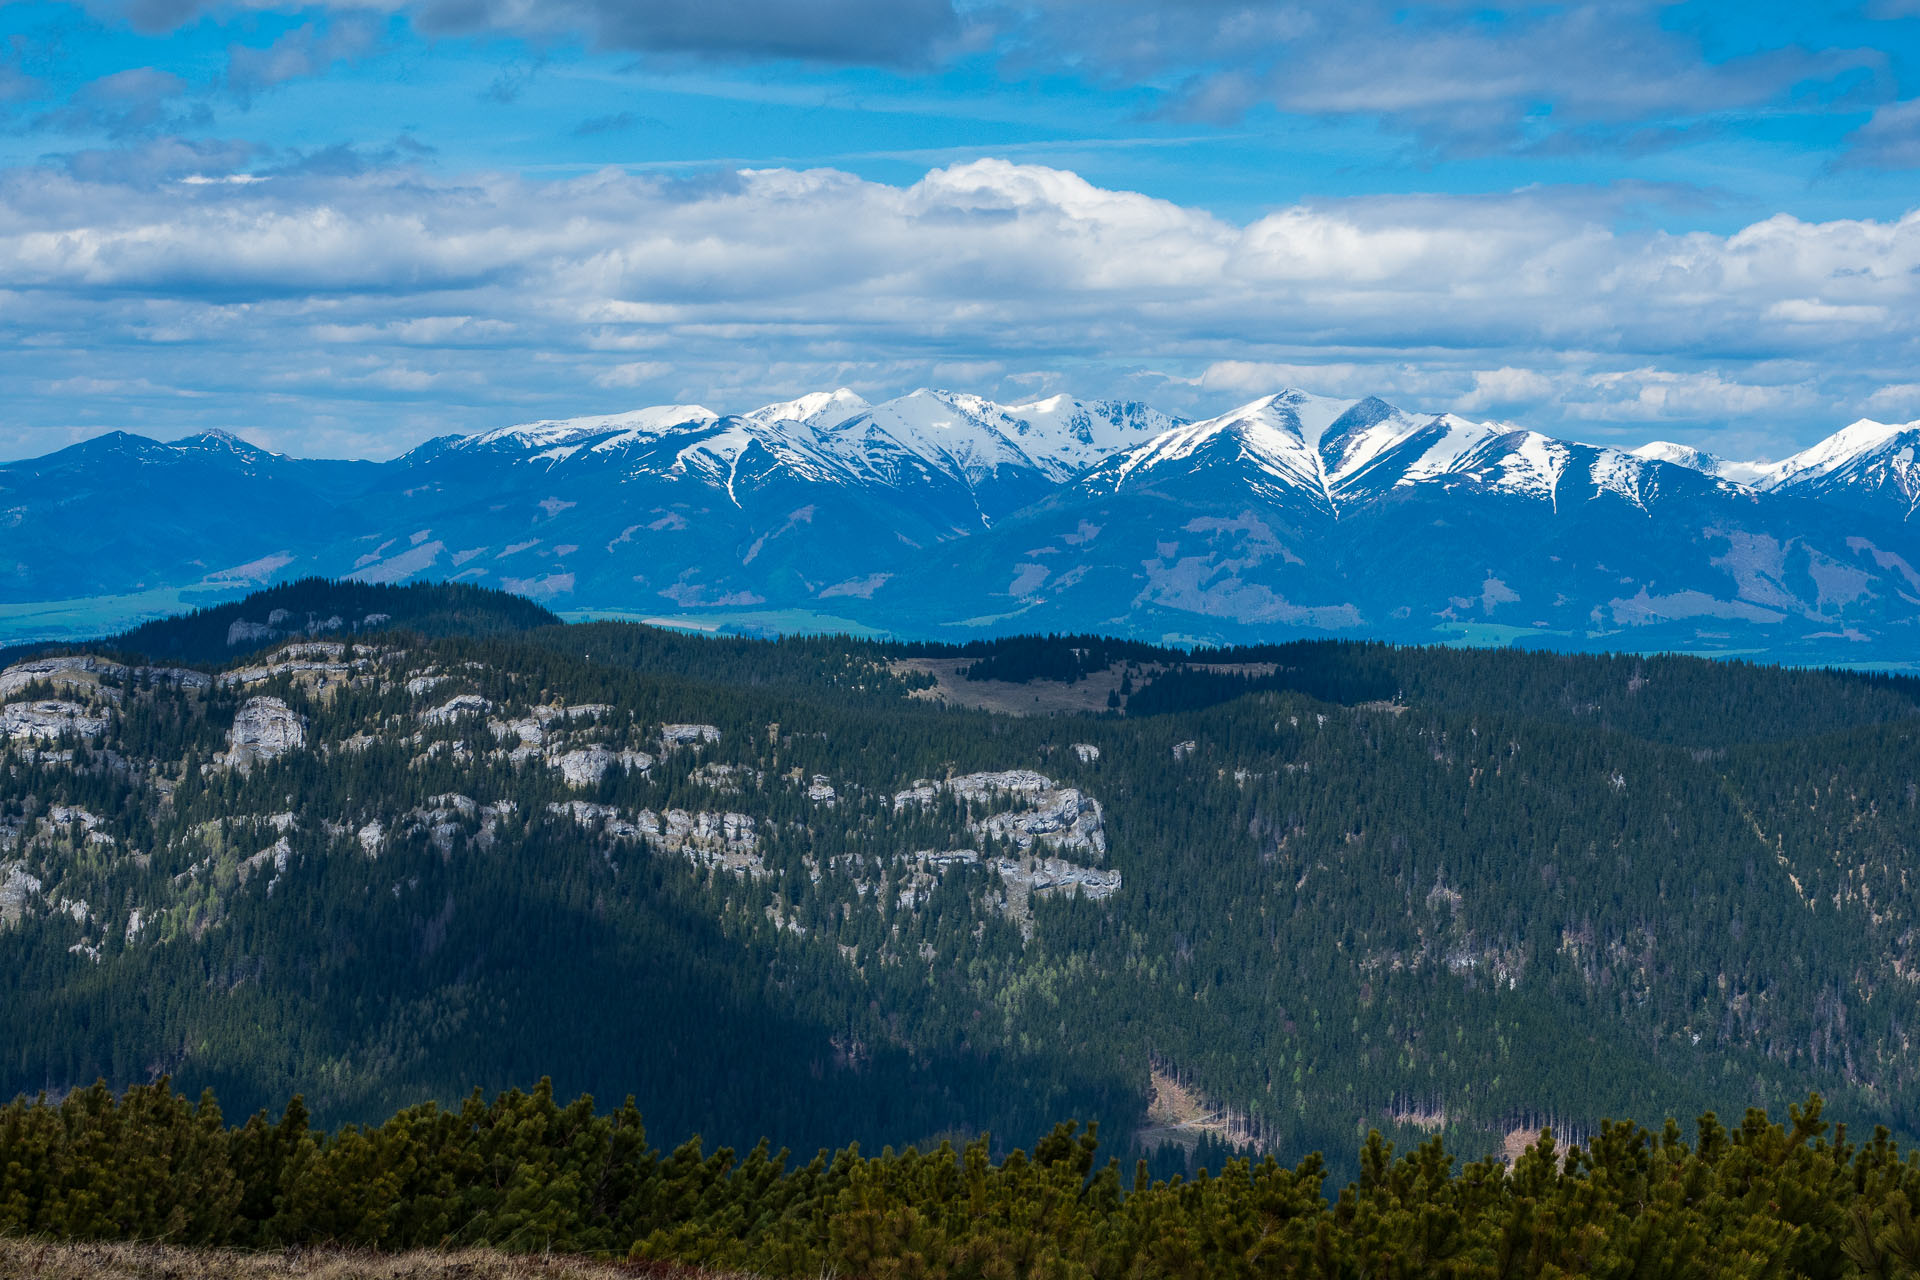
left=6, top=579, right=1920, bottom=1274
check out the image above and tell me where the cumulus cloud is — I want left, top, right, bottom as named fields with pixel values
left=1459, top=367, right=1557, bottom=412
left=3, top=155, right=1920, bottom=458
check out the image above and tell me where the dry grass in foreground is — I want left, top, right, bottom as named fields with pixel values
left=0, top=1238, right=739, bottom=1280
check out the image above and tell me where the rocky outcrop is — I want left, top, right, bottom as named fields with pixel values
left=660, top=723, right=722, bottom=748
left=421, top=693, right=492, bottom=724
left=0, top=655, right=123, bottom=699
left=892, top=782, right=940, bottom=808
left=238, top=836, right=292, bottom=893
left=489, top=703, right=613, bottom=747
left=0, top=656, right=209, bottom=701
left=974, top=786, right=1106, bottom=857
left=548, top=802, right=763, bottom=874
left=0, top=862, right=42, bottom=924
left=2, top=700, right=108, bottom=742
left=992, top=855, right=1122, bottom=900
left=896, top=769, right=1108, bottom=857
left=223, top=697, right=306, bottom=771
left=552, top=746, right=653, bottom=788
left=223, top=643, right=372, bottom=689
left=399, top=794, right=515, bottom=855
left=1072, top=743, right=1101, bottom=763
left=949, top=770, right=1053, bottom=798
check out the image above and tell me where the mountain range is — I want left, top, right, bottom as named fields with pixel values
left=7, top=385, right=1920, bottom=662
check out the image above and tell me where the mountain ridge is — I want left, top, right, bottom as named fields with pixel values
left=7, top=385, right=1920, bottom=662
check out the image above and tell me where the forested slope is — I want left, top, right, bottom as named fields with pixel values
left=3, top=582, right=1920, bottom=1175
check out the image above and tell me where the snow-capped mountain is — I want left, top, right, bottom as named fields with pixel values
left=742, top=388, right=871, bottom=432
left=1630, top=441, right=1779, bottom=488
left=1762, top=419, right=1920, bottom=521
left=1082, top=392, right=1346, bottom=510
left=8, top=386, right=1920, bottom=664
left=1629, top=419, right=1920, bottom=524
left=792, top=388, right=1181, bottom=525
left=447, top=404, right=722, bottom=457
left=1078, top=389, right=1709, bottom=518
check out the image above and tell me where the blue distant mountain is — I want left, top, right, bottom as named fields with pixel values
left=6, top=385, right=1919, bottom=662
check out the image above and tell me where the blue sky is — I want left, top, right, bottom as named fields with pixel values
left=2, top=0, right=1920, bottom=461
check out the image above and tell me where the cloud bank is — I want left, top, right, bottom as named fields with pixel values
left=2, top=153, right=1919, bottom=458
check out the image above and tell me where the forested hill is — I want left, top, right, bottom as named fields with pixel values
left=4, top=581, right=1920, bottom=1181
left=0, top=578, right=561, bottom=669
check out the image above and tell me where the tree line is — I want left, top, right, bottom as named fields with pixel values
left=7, top=1079, right=1920, bottom=1279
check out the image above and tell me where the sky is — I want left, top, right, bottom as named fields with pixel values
left=2, top=1, right=1920, bottom=462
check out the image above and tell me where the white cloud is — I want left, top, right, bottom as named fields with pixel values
left=2, top=155, right=1920, bottom=459
left=1864, top=383, right=1920, bottom=419
left=1459, top=367, right=1556, bottom=412
left=594, top=361, right=671, bottom=387
left=1574, top=369, right=1819, bottom=421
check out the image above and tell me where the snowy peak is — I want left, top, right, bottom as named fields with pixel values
left=1633, top=440, right=1717, bottom=472
left=996, top=394, right=1184, bottom=471
left=1320, top=399, right=1482, bottom=494
left=808, top=388, right=1181, bottom=490
left=1633, top=417, right=1920, bottom=519
left=459, top=404, right=721, bottom=456
left=1259, top=387, right=1363, bottom=449
left=1631, top=441, right=1778, bottom=488
left=1440, top=429, right=1576, bottom=506
left=419, top=387, right=1920, bottom=527
left=819, top=388, right=1046, bottom=486
left=1083, top=393, right=1340, bottom=508
left=1769, top=418, right=1920, bottom=484
left=743, top=388, right=871, bottom=432
left=171, top=428, right=271, bottom=456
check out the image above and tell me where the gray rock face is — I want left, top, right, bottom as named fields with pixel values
left=223, top=642, right=364, bottom=688
left=1, top=700, right=108, bottom=741
left=0, top=656, right=210, bottom=702
left=895, top=769, right=1109, bottom=858
left=420, top=693, right=492, bottom=724
left=547, top=801, right=764, bottom=874
left=949, top=770, right=1053, bottom=798
left=552, top=746, right=653, bottom=788
left=0, top=862, right=43, bottom=924
left=0, top=655, right=125, bottom=699
left=974, top=785, right=1107, bottom=856
left=992, top=855, right=1123, bottom=900
left=660, top=723, right=722, bottom=748
left=224, top=696, right=306, bottom=771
